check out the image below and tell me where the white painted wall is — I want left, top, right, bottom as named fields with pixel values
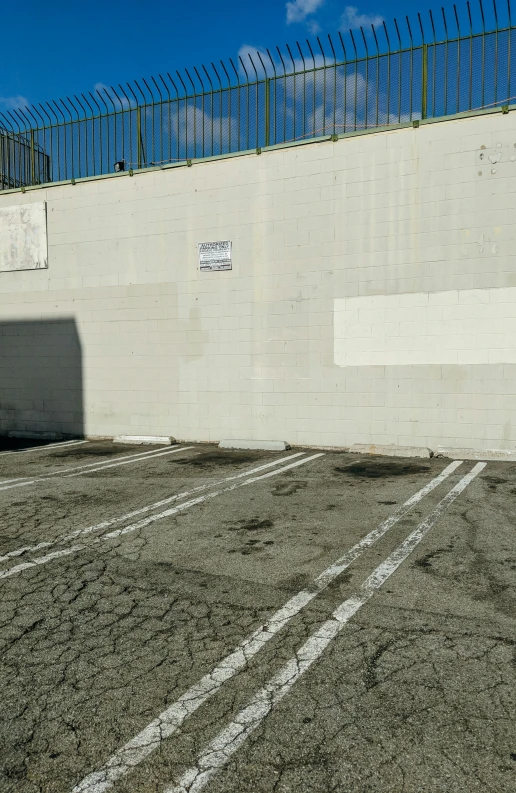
left=1, top=109, right=516, bottom=450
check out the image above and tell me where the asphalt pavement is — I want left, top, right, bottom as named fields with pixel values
left=0, top=439, right=514, bottom=793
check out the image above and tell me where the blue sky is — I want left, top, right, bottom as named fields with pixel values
left=0, top=0, right=507, bottom=111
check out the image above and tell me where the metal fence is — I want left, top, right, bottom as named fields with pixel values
left=0, top=130, right=50, bottom=190
left=1, top=0, right=515, bottom=189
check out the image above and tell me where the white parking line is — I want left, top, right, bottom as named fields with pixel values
left=0, top=453, right=323, bottom=582
left=0, top=445, right=191, bottom=493
left=0, top=544, right=90, bottom=579
left=102, top=454, right=326, bottom=541
left=3, top=545, right=87, bottom=579
left=69, top=460, right=462, bottom=793
left=0, top=479, right=35, bottom=490
left=62, top=446, right=194, bottom=478
left=0, top=453, right=306, bottom=564
left=0, top=441, right=90, bottom=484
left=165, top=462, right=486, bottom=793
left=0, top=439, right=87, bottom=457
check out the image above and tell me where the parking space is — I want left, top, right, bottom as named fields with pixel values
left=0, top=442, right=514, bottom=793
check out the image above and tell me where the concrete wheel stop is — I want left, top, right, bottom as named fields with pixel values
left=435, top=446, right=516, bottom=461
left=349, top=443, right=433, bottom=459
left=219, top=439, right=291, bottom=451
left=114, top=435, right=175, bottom=445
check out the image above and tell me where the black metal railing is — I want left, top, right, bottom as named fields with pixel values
left=0, top=129, right=50, bottom=189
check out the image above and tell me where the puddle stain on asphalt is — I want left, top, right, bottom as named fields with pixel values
left=414, top=547, right=450, bottom=570
left=171, top=452, right=257, bottom=468
left=483, top=475, right=508, bottom=493
left=226, top=517, right=276, bottom=555
left=49, top=447, right=126, bottom=459
left=228, top=518, right=275, bottom=532
left=336, top=461, right=431, bottom=478
left=272, top=480, right=307, bottom=496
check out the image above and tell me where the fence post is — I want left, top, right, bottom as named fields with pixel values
left=265, top=78, right=270, bottom=147
left=421, top=44, right=428, bottom=120
left=30, top=129, right=36, bottom=185
left=136, top=106, right=142, bottom=168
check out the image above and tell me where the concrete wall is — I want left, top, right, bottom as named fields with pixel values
left=1, top=109, right=516, bottom=450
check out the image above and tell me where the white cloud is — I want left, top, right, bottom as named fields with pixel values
left=237, top=45, right=273, bottom=77
left=238, top=43, right=328, bottom=77
left=0, top=95, right=29, bottom=112
left=94, top=81, right=110, bottom=94
left=340, top=5, right=383, bottom=30
left=94, top=82, right=130, bottom=108
left=286, top=0, right=325, bottom=25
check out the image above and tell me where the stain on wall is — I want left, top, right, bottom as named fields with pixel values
left=0, top=202, right=48, bottom=272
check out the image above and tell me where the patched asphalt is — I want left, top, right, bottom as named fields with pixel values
left=0, top=440, right=514, bottom=793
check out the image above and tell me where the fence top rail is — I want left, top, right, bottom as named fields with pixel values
left=0, top=0, right=514, bottom=135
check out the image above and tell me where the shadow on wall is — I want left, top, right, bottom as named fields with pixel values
left=0, top=318, right=83, bottom=441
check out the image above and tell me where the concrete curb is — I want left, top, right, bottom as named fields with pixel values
left=435, top=446, right=516, bottom=461
left=7, top=430, right=64, bottom=441
left=219, top=439, right=291, bottom=451
left=349, top=443, right=433, bottom=459
left=113, top=435, right=175, bottom=446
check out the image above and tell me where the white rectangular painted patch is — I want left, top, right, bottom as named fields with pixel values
left=334, top=287, right=516, bottom=367
left=0, top=202, right=48, bottom=272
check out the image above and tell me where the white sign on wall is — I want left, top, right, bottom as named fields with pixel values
left=0, top=202, right=48, bottom=273
left=198, top=240, right=232, bottom=272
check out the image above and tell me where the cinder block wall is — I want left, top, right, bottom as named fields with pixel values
left=1, top=110, right=516, bottom=450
